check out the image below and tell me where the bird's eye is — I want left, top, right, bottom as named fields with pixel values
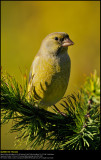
left=54, top=37, right=58, bottom=40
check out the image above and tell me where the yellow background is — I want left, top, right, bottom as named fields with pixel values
left=1, top=1, right=100, bottom=149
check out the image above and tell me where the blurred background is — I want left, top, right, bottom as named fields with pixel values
left=1, top=1, right=100, bottom=149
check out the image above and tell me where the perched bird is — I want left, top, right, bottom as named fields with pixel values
left=28, top=32, right=74, bottom=110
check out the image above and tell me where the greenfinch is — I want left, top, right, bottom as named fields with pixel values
left=28, top=32, right=74, bottom=109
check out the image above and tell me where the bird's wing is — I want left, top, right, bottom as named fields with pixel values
left=28, top=70, right=33, bottom=83
left=28, top=56, right=40, bottom=84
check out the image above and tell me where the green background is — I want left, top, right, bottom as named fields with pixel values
left=1, top=1, right=100, bottom=149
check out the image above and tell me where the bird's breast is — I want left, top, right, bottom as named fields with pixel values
left=31, top=53, right=71, bottom=106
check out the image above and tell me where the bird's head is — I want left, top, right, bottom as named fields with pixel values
left=40, top=32, right=74, bottom=56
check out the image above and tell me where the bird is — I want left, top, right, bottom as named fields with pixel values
left=28, top=32, right=74, bottom=110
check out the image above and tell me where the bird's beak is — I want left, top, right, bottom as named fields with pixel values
left=62, top=38, right=74, bottom=47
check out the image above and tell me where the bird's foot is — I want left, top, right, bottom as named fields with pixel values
left=53, top=105, right=67, bottom=117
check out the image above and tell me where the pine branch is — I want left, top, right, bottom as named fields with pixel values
left=0, top=70, right=100, bottom=150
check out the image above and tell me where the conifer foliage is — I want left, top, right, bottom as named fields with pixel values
left=1, top=71, right=100, bottom=150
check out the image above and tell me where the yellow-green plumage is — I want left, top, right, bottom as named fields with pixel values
left=28, top=32, right=74, bottom=109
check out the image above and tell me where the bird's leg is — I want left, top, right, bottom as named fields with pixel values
left=53, top=105, right=67, bottom=117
